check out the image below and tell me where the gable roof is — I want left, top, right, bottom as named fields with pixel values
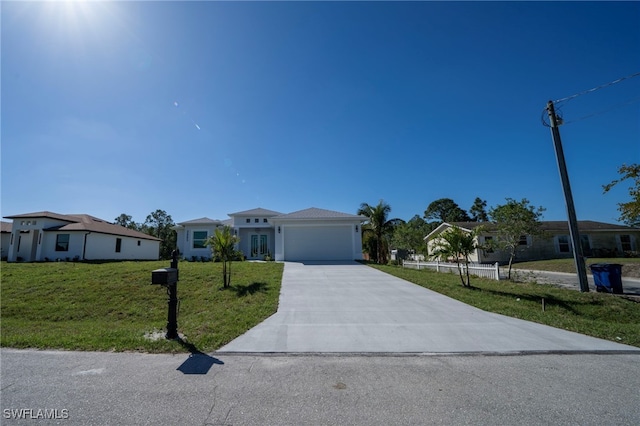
left=228, top=207, right=283, bottom=217
left=274, top=207, right=365, bottom=221
left=177, top=217, right=223, bottom=226
left=3, top=211, right=161, bottom=241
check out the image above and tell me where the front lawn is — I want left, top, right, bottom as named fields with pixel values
left=0, top=260, right=283, bottom=353
left=512, top=258, right=640, bottom=278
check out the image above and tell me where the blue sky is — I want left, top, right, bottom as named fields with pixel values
left=2, top=1, right=639, bottom=226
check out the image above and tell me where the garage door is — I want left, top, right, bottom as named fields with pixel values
left=283, top=225, right=353, bottom=261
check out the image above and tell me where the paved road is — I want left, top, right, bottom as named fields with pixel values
left=2, top=349, right=639, bottom=425
left=219, top=262, right=639, bottom=353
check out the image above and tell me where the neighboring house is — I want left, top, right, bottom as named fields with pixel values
left=3, top=211, right=161, bottom=262
left=1, top=221, right=12, bottom=260
left=425, top=221, right=639, bottom=264
left=174, top=207, right=365, bottom=262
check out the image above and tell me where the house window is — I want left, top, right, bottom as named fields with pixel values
left=518, top=235, right=528, bottom=246
left=137, top=240, right=141, bottom=246
left=246, top=218, right=250, bottom=223
left=115, top=238, right=122, bottom=253
left=620, top=235, right=633, bottom=251
left=55, top=234, right=70, bottom=252
left=557, top=235, right=570, bottom=253
left=263, top=218, right=268, bottom=223
left=193, top=231, right=208, bottom=249
left=255, top=218, right=259, bottom=223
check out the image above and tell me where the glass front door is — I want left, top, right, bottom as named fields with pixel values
left=250, top=234, right=268, bottom=258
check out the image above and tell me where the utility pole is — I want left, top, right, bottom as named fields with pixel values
left=546, top=100, right=590, bottom=292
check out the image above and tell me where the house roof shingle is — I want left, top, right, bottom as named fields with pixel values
left=274, top=207, right=365, bottom=220
left=1, top=221, right=12, bottom=233
left=177, top=217, right=222, bottom=226
left=228, top=207, right=283, bottom=217
left=3, top=211, right=161, bottom=241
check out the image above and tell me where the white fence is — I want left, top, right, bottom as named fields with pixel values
left=403, top=260, right=501, bottom=281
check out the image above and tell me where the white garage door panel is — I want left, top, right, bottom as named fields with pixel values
left=284, top=226, right=352, bottom=261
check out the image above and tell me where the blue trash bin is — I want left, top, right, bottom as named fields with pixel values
left=589, top=264, right=623, bottom=294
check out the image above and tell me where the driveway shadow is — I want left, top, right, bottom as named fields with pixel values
left=175, top=338, right=224, bottom=375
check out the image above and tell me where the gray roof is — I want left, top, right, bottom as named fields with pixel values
left=274, top=207, right=365, bottom=221
left=228, top=207, right=283, bottom=217
left=3, top=211, right=161, bottom=241
left=177, top=217, right=222, bottom=226
left=1, top=221, right=11, bottom=233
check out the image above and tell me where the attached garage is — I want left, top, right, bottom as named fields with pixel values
left=271, top=208, right=365, bottom=262
left=283, top=225, right=353, bottom=261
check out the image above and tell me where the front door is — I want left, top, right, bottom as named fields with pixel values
left=250, top=234, right=268, bottom=258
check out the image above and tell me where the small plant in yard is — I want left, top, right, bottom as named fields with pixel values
left=429, top=225, right=481, bottom=287
left=205, top=226, right=238, bottom=289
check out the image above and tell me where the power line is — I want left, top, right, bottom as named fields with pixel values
left=553, top=71, right=640, bottom=105
left=561, top=95, right=640, bottom=125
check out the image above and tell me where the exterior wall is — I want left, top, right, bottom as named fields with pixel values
left=176, top=226, right=220, bottom=260
left=39, top=231, right=85, bottom=261
left=83, top=233, right=159, bottom=260
left=272, top=221, right=363, bottom=262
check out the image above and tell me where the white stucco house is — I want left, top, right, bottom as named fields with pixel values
left=173, top=207, right=365, bottom=262
left=3, top=211, right=161, bottom=262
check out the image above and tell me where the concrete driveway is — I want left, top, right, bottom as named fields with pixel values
left=218, top=262, right=639, bottom=354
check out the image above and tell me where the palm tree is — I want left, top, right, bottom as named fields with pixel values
left=205, top=226, right=238, bottom=288
left=429, top=225, right=479, bottom=287
left=357, top=200, right=399, bottom=264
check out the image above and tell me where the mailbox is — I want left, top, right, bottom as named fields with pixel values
left=151, top=267, right=178, bottom=285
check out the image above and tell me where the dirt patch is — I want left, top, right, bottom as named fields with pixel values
left=619, top=263, right=640, bottom=278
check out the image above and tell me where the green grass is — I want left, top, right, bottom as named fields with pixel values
left=0, top=260, right=283, bottom=353
left=512, top=258, right=640, bottom=277
left=371, top=264, right=640, bottom=348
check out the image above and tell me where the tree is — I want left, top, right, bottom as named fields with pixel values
left=424, top=198, right=470, bottom=223
left=143, top=209, right=176, bottom=259
left=114, top=213, right=139, bottom=230
left=205, top=226, right=238, bottom=289
left=469, top=197, right=489, bottom=222
left=391, top=215, right=435, bottom=256
left=489, top=198, right=545, bottom=279
left=357, top=200, right=399, bottom=264
left=429, top=225, right=479, bottom=287
left=603, top=163, right=640, bottom=227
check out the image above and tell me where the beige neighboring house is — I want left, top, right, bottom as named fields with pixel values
left=425, top=221, right=640, bottom=264
left=3, top=211, right=161, bottom=262
left=1, top=221, right=12, bottom=260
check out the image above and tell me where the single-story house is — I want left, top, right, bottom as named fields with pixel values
left=425, top=220, right=639, bottom=264
left=1, top=221, right=12, bottom=260
left=173, top=207, right=365, bottom=262
left=3, top=211, right=161, bottom=262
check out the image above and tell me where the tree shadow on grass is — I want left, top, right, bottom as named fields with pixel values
left=175, top=337, right=224, bottom=375
left=471, top=286, right=605, bottom=316
left=229, top=282, right=269, bottom=297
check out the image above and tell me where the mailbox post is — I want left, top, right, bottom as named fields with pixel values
left=151, top=249, right=180, bottom=339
